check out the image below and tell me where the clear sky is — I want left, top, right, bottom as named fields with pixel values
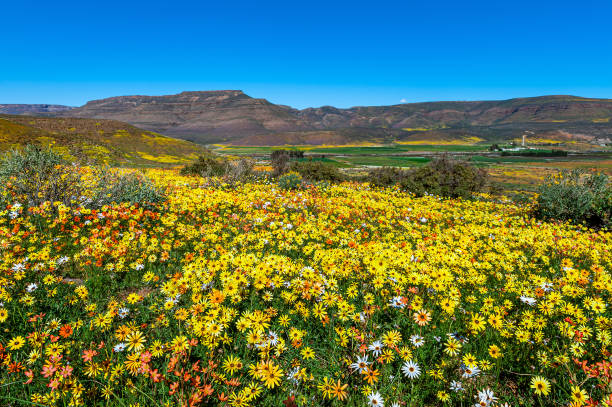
left=1, top=0, right=610, bottom=109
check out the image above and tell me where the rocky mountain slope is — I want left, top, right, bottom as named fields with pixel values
left=10, top=92, right=612, bottom=146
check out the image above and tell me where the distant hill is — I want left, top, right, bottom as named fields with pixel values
left=0, top=104, right=74, bottom=115
left=0, top=115, right=207, bottom=165
left=9, top=92, right=612, bottom=146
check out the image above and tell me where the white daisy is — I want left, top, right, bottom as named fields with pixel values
left=410, top=334, right=425, bottom=347
left=401, top=360, right=421, bottom=379
left=350, top=355, right=370, bottom=373
left=369, top=340, right=383, bottom=357
left=367, top=391, right=384, bottom=407
left=113, top=343, right=126, bottom=352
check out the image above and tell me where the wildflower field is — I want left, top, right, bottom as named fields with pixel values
left=1, top=168, right=611, bottom=406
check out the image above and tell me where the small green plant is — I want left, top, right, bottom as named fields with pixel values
left=277, top=171, right=303, bottom=190
left=535, top=170, right=611, bottom=228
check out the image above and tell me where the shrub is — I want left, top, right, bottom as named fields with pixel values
left=402, top=156, right=488, bottom=198
left=0, top=146, right=166, bottom=209
left=271, top=150, right=290, bottom=177
left=535, top=170, right=611, bottom=228
left=365, top=166, right=410, bottom=188
left=366, top=155, right=489, bottom=198
left=277, top=171, right=303, bottom=190
left=0, top=145, right=84, bottom=207
left=271, top=149, right=304, bottom=177
left=290, top=160, right=345, bottom=182
left=225, top=158, right=256, bottom=183
left=181, top=154, right=229, bottom=177
left=93, top=170, right=165, bottom=208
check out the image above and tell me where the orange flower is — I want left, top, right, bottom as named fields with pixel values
left=59, top=324, right=73, bottom=338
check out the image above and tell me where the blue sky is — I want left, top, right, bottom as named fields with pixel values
left=1, top=0, right=610, bottom=108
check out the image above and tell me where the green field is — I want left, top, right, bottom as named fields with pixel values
left=339, top=155, right=430, bottom=167
left=215, top=143, right=490, bottom=155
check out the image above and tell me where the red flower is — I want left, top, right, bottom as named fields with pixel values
left=169, top=381, right=179, bottom=395
left=150, top=369, right=163, bottom=383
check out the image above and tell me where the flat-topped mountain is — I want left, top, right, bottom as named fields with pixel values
left=0, top=104, right=74, bottom=115
left=8, top=92, right=612, bottom=145
left=64, top=90, right=313, bottom=143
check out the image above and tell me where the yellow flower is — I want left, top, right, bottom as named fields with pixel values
left=126, top=331, right=146, bottom=352
left=7, top=336, right=26, bottom=351
left=444, top=337, right=462, bottom=356
left=488, top=344, right=502, bottom=359
left=170, top=335, right=189, bottom=353
left=571, top=386, right=588, bottom=405
left=258, top=360, right=283, bottom=389
left=0, top=309, right=8, bottom=323
left=530, top=376, right=550, bottom=396
left=300, top=346, right=315, bottom=360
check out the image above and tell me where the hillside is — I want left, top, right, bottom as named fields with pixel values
left=0, top=115, right=207, bottom=165
left=15, top=92, right=612, bottom=146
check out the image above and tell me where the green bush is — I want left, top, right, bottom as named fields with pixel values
left=290, top=160, right=345, bottom=182
left=271, top=149, right=304, bottom=177
left=0, top=145, right=84, bottom=207
left=181, top=154, right=258, bottom=184
left=93, top=170, right=165, bottom=209
left=365, top=166, right=410, bottom=188
left=180, top=154, right=229, bottom=177
left=0, top=146, right=166, bottom=210
left=535, top=170, right=611, bottom=228
left=401, top=156, right=488, bottom=198
left=366, top=155, right=489, bottom=198
left=277, top=171, right=303, bottom=190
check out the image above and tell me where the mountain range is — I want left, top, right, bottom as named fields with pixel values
left=2, top=92, right=612, bottom=146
